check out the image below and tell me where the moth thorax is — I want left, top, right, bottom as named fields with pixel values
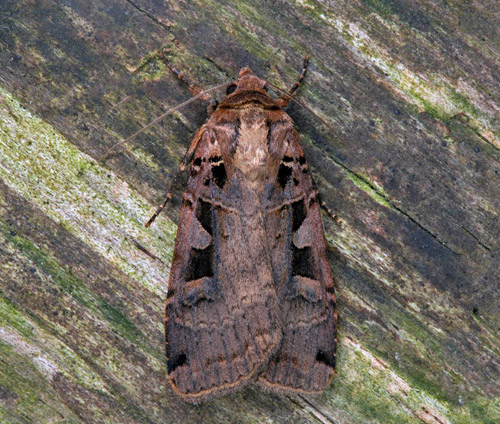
left=232, top=113, right=270, bottom=186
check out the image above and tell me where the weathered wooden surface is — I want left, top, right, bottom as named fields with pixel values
left=0, top=0, right=499, bottom=422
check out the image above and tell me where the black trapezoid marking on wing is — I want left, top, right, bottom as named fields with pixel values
left=277, top=163, right=293, bottom=189
left=291, top=199, right=314, bottom=278
left=212, top=163, right=227, bottom=188
left=196, top=199, right=213, bottom=235
left=291, top=245, right=314, bottom=279
left=291, top=199, right=306, bottom=231
left=168, top=352, right=187, bottom=374
left=184, top=245, right=214, bottom=281
left=208, top=155, right=227, bottom=189
left=316, top=349, right=336, bottom=368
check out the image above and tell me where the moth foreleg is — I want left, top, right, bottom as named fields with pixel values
left=146, top=126, right=207, bottom=227
left=277, top=55, right=310, bottom=107
left=318, top=195, right=342, bottom=226
left=145, top=157, right=189, bottom=228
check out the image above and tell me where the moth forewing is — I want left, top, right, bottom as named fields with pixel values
left=164, top=65, right=336, bottom=402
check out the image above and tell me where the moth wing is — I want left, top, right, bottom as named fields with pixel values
left=259, top=125, right=337, bottom=393
left=165, top=127, right=282, bottom=402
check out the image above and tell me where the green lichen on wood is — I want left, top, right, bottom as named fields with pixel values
left=1, top=0, right=499, bottom=422
left=326, top=232, right=500, bottom=422
left=322, top=334, right=496, bottom=423
left=0, top=340, right=82, bottom=424
left=292, top=0, right=499, bottom=149
left=0, top=295, right=109, bottom=396
left=345, top=171, right=392, bottom=208
left=0, top=218, right=159, bottom=358
left=0, top=85, right=176, bottom=297
left=0, top=215, right=170, bottom=422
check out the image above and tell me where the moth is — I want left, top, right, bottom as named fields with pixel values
left=154, top=58, right=337, bottom=402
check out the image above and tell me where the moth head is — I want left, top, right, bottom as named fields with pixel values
left=228, top=67, right=268, bottom=95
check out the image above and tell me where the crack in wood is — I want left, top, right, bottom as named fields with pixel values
left=461, top=226, right=492, bottom=251
left=454, top=113, right=500, bottom=155
left=287, top=395, right=338, bottom=424
left=124, top=0, right=172, bottom=31
left=314, top=142, right=461, bottom=256
left=203, top=56, right=232, bottom=79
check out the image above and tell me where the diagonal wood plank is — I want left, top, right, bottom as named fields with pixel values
left=0, top=0, right=499, bottom=422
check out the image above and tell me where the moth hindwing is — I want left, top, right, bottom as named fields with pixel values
left=164, top=65, right=337, bottom=402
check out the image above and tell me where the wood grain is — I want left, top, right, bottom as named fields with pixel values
left=0, top=0, right=499, bottom=422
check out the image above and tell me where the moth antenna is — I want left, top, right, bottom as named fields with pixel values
left=109, top=95, right=133, bottom=112
left=157, top=49, right=214, bottom=102
left=268, top=81, right=335, bottom=132
left=103, top=81, right=232, bottom=158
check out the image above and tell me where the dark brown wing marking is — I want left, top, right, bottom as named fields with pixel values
left=259, top=125, right=337, bottom=394
left=166, top=127, right=282, bottom=402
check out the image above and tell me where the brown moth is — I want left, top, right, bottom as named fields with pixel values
left=163, top=60, right=337, bottom=402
